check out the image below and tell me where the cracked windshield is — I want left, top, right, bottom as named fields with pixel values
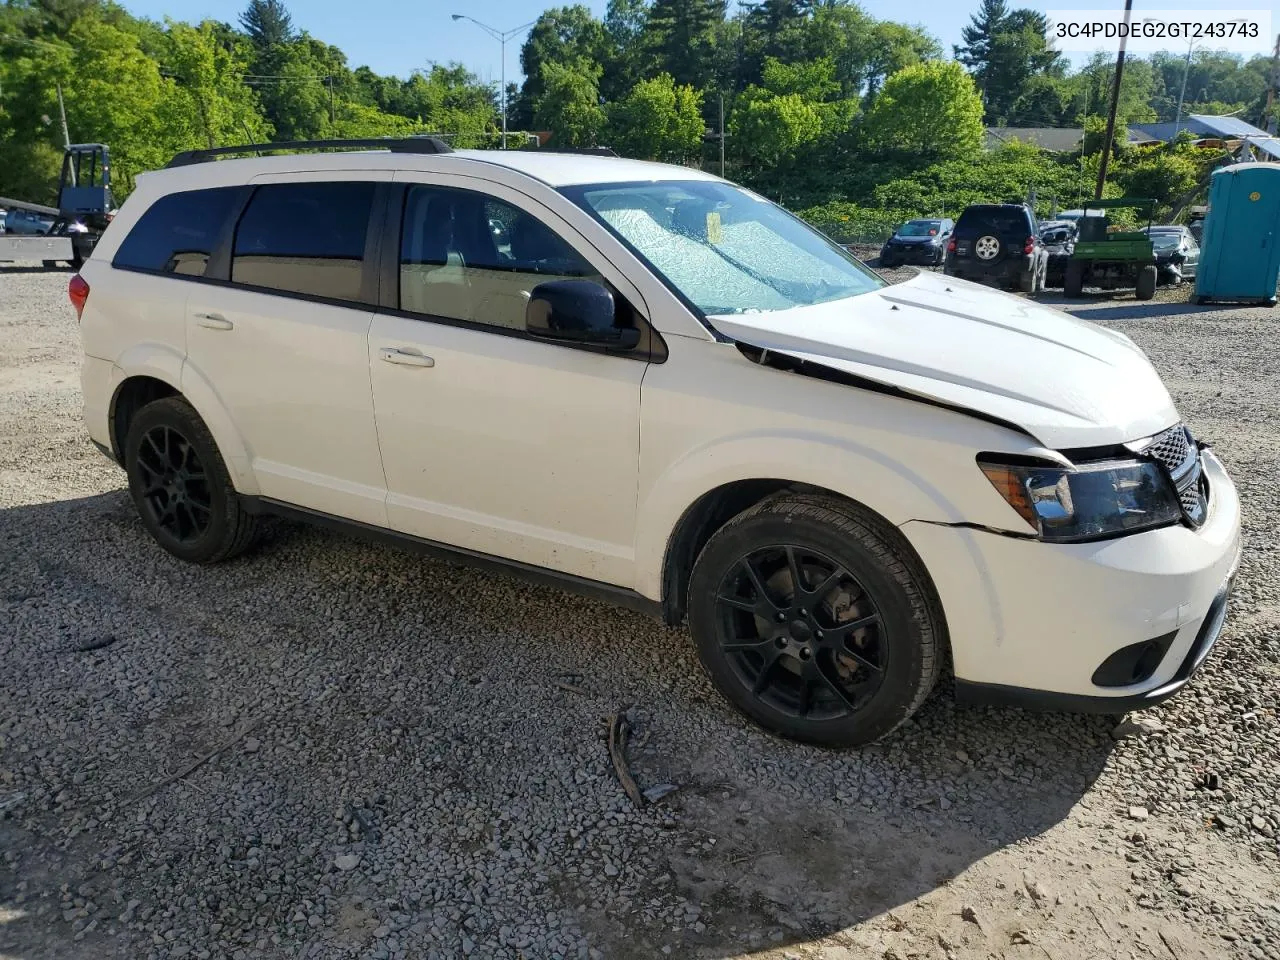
left=569, top=181, right=884, bottom=316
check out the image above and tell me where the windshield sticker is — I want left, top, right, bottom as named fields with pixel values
left=706, top=211, right=723, bottom=244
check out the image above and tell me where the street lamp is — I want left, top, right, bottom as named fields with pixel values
left=451, top=14, right=536, bottom=148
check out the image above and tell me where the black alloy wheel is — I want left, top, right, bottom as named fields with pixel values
left=688, top=494, right=943, bottom=747
left=134, top=423, right=213, bottom=544
left=713, top=545, right=886, bottom=721
left=124, top=397, right=258, bottom=563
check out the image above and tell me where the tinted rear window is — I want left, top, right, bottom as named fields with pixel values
left=113, top=187, right=241, bottom=277
left=231, top=181, right=375, bottom=303
left=956, top=207, right=1031, bottom=235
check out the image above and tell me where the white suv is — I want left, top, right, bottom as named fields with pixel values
left=74, top=138, right=1241, bottom=747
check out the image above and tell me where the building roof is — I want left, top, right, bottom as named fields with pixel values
left=1244, top=138, right=1280, bottom=160
left=985, top=127, right=1084, bottom=152
left=1129, top=114, right=1272, bottom=143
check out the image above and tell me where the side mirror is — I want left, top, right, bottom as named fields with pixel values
left=526, top=280, right=641, bottom=351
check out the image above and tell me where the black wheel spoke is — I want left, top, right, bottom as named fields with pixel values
left=802, top=656, right=861, bottom=712
left=717, top=593, right=765, bottom=616
left=826, top=613, right=880, bottom=643
left=738, top=557, right=781, bottom=613
left=751, top=649, right=783, bottom=694
left=837, top=644, right=882, bottom=675
left=722, top=636, right=776, bottom=654
left=135, top=424, right=213, bottom=545
left=784, top=546, right=804, bottom=596
left=143, top=431, right=165, bottom=465
left=711, top=541, right=888, bottom=723
left=180, top=440, right=200, bottom=472
left=806, top=567, right=844, bottom=603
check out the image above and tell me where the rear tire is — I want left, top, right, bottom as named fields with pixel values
left=687, top=493, right=943, bottom=748
left=1136, top=265, right=1157, bottom=301
left=124, top=397, right=258, bottom=564
left=1064, top=261, right=1084, bottom=298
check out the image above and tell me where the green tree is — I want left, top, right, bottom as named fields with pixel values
left=862, top=21, right=941, bottom=99
left=601, top=0, right=651, bottom=100
left=518, top=7, right=608, bottom=127
left=164, top=20, right=270, bottom=149
left=1071, top=52, right=1158, bottom=125
left=1118, top=148, right=1199, bottom=206
left=862, top=60, right=984, bottom=158
left=607, top=72, right=704, bottom=160
left=239, top=0, right=294, bottom=49
left=955, top=2, right=1061, bottom=122
left=983, top=10, right=1062, bottom=122
left=954, top=0, right=1007, bottom=97
left=256, top=40, right=331, bottom=140
left=534, top=59, right=606, bottom=146
left=1007, top=74, right=1069, bottom=126
left=731, top=89, right=823, bottom=167
left=805, top=3, right=877, bottom=98
left=645, top=0, right=725, bottom=89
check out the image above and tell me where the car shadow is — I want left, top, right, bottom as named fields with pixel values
left=1054, top=300, right=1273, bottom=322
left=0, top=491, right=1114, bottom=959
left=0, top=263, right=73, bottom=274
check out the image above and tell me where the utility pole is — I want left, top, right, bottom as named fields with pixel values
left=55, top=82, right=70, bottom=150
left=718, top=93, right=725, bottom=177
left=1266, top=33, right=1279, bottom=134
left=1094, top=0, right=1133, bottom=201
left=1174, top=39, right=1195, bottom=133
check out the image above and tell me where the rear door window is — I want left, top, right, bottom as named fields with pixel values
left=231, top=181, right=375, bottom=304
left=113, top=186, right=241, bottom=277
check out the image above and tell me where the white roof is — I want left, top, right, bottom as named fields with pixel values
left=450, top=149, right=720, bottom=186
left=135, top=147, right=722, bottom=192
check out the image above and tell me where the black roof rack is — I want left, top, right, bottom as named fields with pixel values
left=165, top=136, right=453, bottom=168
left=522, top=146, right=620, bottom=157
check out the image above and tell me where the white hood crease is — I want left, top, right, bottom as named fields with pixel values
left=709, top=270, right=1180, bottom=451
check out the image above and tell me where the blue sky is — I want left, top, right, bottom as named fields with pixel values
left=118, top=0, right=1277, bottom=85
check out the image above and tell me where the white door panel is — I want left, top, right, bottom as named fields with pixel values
left=185, top=285, right=386, bottom=525
left=370, top=315, right=643, bottom=585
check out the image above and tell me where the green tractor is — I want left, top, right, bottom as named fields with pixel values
left=1063, top=198, right=1159, bottom=301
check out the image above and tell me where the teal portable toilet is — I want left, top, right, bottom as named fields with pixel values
left=1193, top=162, right=1280, bottom=307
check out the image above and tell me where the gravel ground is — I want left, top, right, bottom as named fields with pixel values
left=1, top=264, right=1278, bottom=960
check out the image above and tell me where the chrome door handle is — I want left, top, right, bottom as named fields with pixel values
left=379, top=347, right=434, bottom=368
left=194, top=312, right=233, bottom=331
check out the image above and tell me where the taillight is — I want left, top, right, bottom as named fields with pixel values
left=68, top=273, right=90, bottom=319
left=1023, top=236, right=1035, bottom=254
left=947, top=238, right=957, bottom=252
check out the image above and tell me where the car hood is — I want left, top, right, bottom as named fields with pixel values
left=709, top=270, right=1179, bottom=450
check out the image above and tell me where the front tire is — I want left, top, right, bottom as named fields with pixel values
left=124, top=397, right=258, bottom=564
left=687, top=494, right=943, bottom=748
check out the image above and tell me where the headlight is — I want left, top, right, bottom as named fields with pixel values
left=978, top=456, right=1181, bottom=541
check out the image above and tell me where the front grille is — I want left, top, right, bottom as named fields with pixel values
left=1135, top=424, right=1208, bottom=528
left=1144, top=424, right=1192, bottom=473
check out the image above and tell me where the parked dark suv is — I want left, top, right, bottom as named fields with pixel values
left=879, top=217, right=953, bottom=267
left=944, top=203, right=1047, bottom=293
